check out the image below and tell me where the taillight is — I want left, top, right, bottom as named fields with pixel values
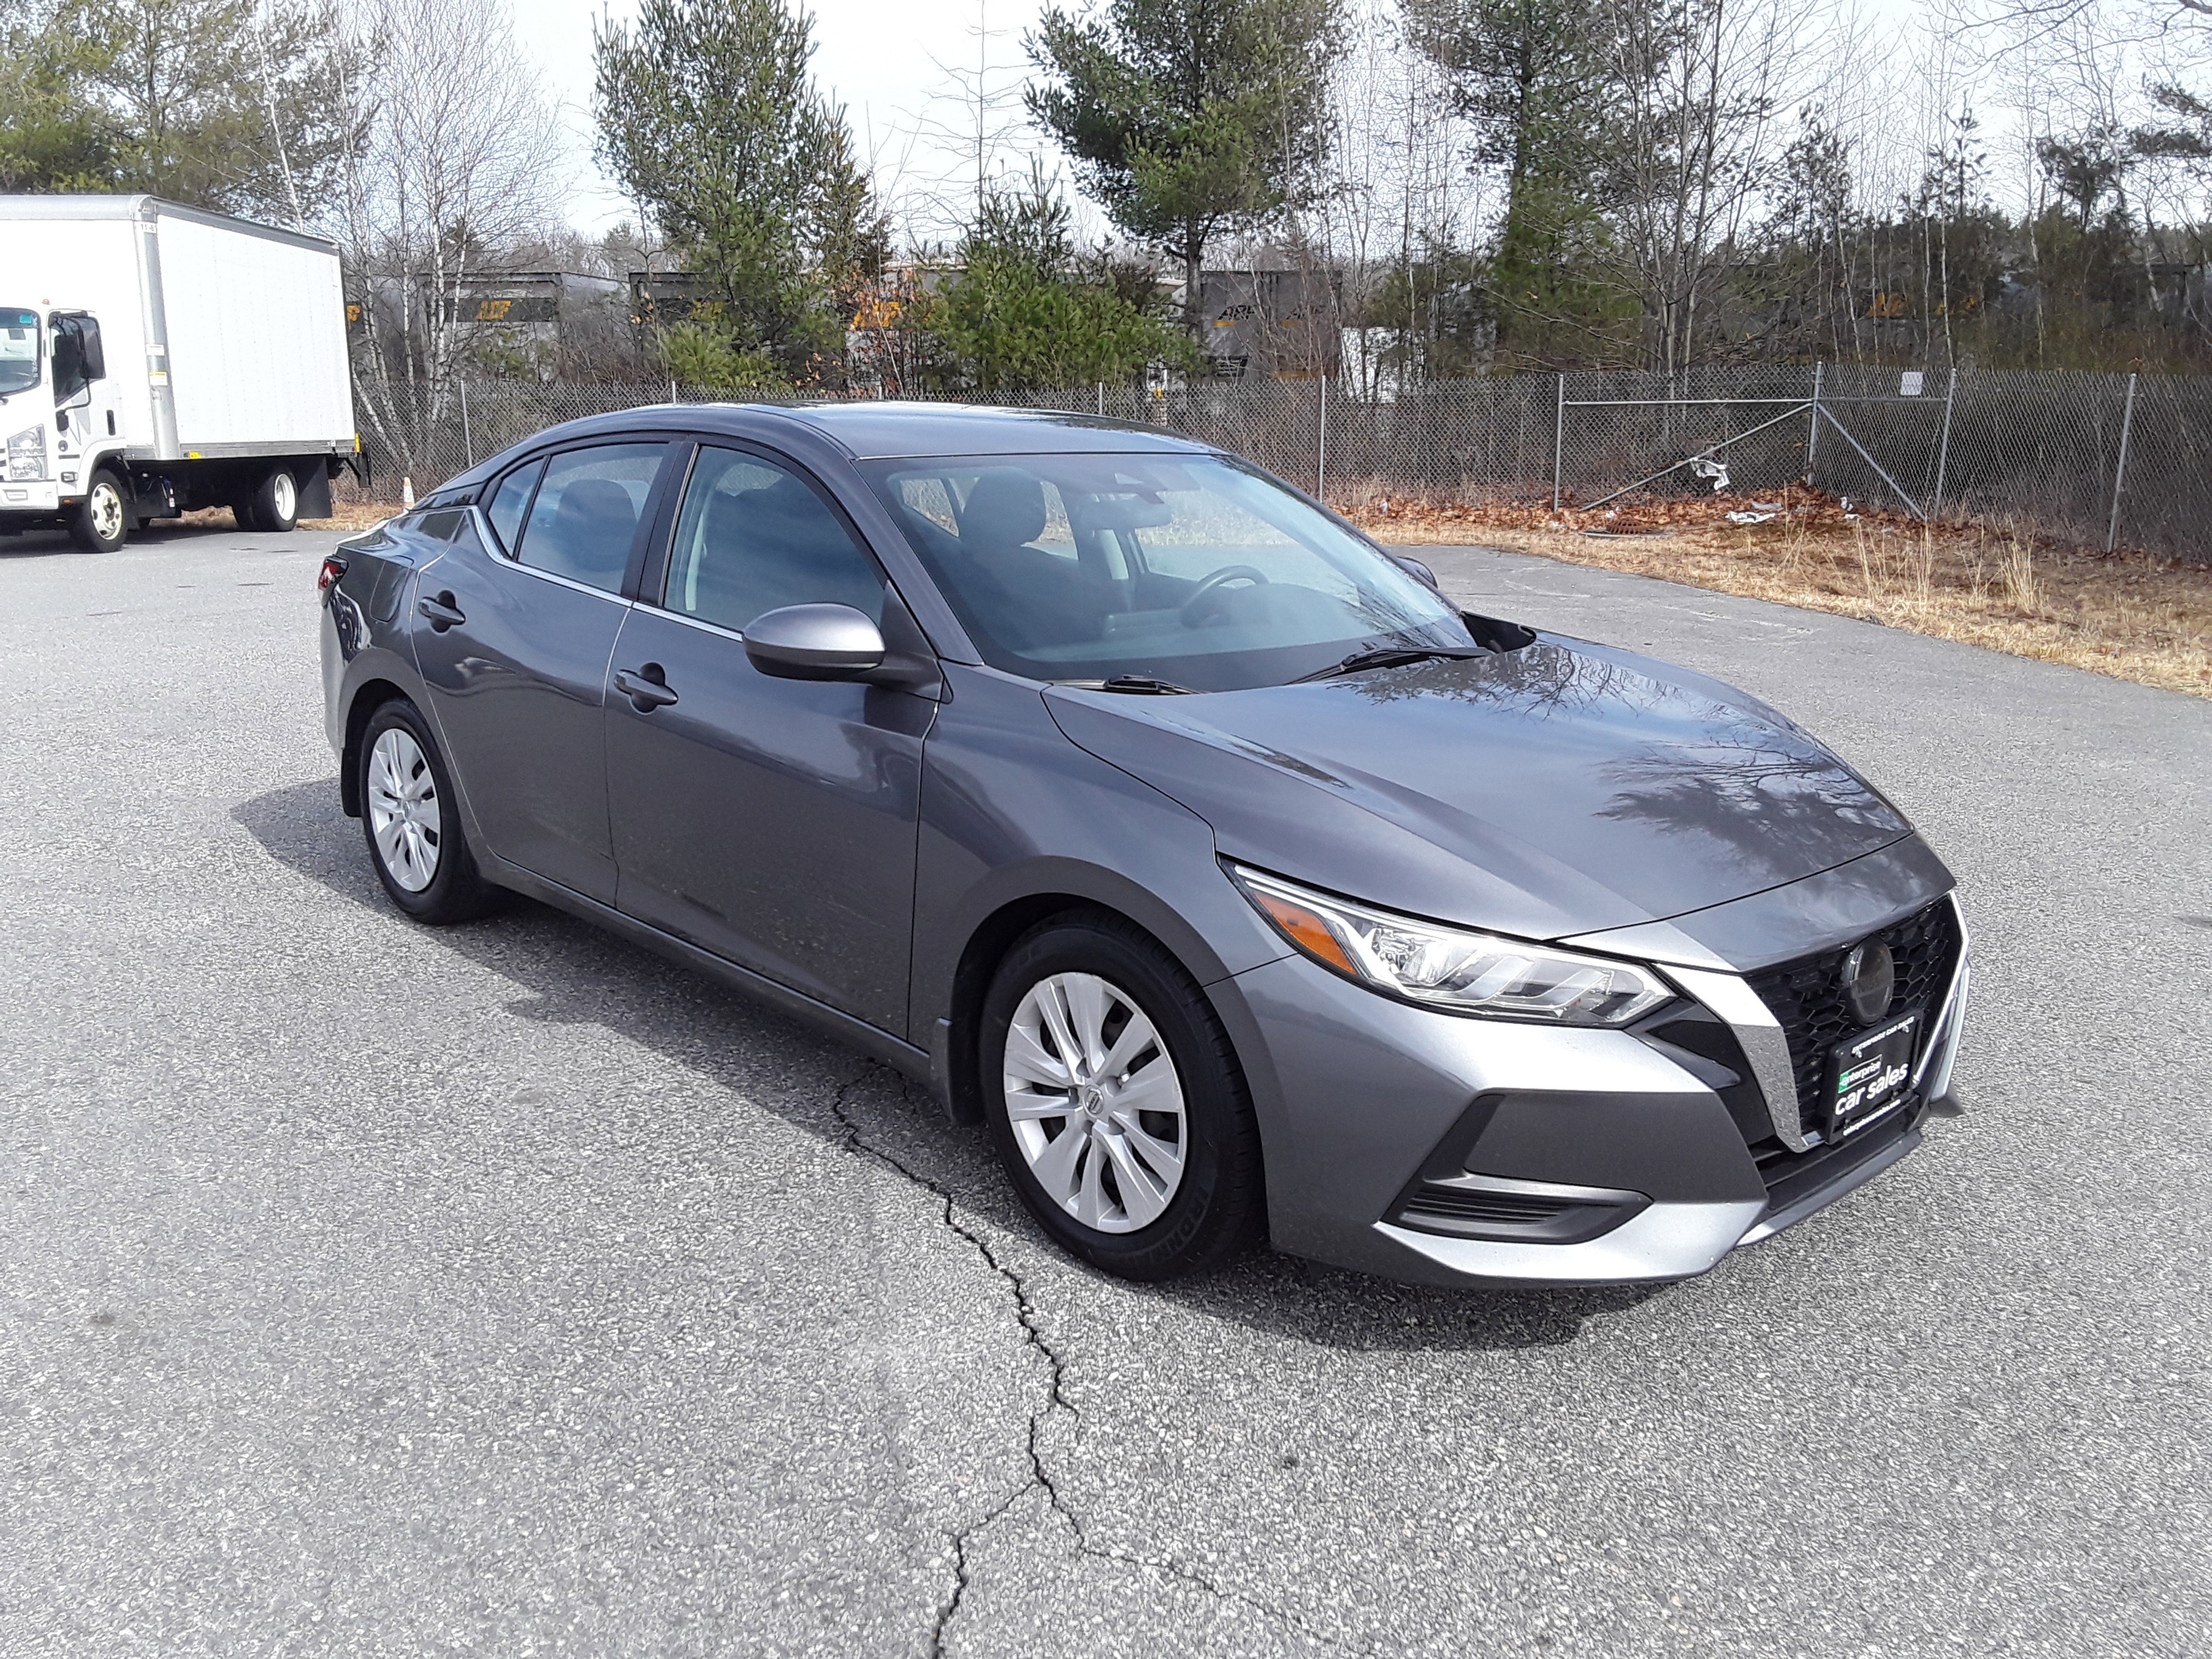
left=318, top=554, right=348, bottom=596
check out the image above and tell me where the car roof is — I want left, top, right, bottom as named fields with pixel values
left=428, top=399, right=1219, bottom=499
left=762, top=400, right=1211, bottom=460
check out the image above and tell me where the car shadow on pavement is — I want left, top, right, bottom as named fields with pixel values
left=234, top=777, right=1664, bottom=1354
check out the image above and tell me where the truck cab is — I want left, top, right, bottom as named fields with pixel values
left=1, top=305, right=134, bottom=550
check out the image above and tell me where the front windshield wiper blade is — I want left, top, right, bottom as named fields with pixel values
left=1079, top=674, right=1200, bottom=695
left=1292, top=646, right=1489, bottom=684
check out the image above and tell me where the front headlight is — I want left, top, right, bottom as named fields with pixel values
left=1229, top=864, right=1674, bottom=1026
left=7, top=424, right=45, bottom=481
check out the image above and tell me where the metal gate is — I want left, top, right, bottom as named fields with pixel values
left=1551, top=366, right=1958, bottom=520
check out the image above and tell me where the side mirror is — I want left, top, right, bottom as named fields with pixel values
left=78, top=317, right=104, bottom=381
left=742, top=603, right=887, bottom=681
left=1391, top=553, right=1440, bottom=591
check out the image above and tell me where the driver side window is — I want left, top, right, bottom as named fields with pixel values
left=663, top=445, right=884, bottom=631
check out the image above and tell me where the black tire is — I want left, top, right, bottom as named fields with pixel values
left=230, top=496, right=262, bottom=531
left=248, top=466, right=300, bottom=533
left=69, top=469, right=129, bottom=553
left=356, top=697, right=498, bottom=923
left=982, top=911, right=1264, bottom=1280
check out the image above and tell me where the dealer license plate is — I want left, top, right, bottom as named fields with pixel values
left=1824, top=1009, right=1920, bottom=1140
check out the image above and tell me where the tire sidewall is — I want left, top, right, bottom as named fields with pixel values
left=73, top=472, right=127, bottom=553
left=358, top=698, right=478, bottom=921
left=982, top=917, right=1259, bottom=1280
left=256, top=468, right=299, bottom=532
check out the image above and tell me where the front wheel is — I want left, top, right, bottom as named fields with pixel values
left=982, top=912, right=1264, bottom=1280
left=357, top=697, right=497, bottom=923
left=70, top=470, right=129, bottom=553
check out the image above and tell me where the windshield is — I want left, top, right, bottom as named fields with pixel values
left=0, top=309, right=40, bottom=398
left=861, top=453, right=1474, bottom=690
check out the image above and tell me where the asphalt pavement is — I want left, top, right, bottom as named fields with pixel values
left=2, top=518, right=2207, bottom=1657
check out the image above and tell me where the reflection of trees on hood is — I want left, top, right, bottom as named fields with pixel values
left=1339, top=641, right=1668, bottom=719
left=1597, top=719, right=1902, bottom=880
left=1334, top=639, right=1901, bottom=882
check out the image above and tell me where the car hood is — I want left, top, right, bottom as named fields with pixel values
left=1044, top=636, right=1914, bottom=941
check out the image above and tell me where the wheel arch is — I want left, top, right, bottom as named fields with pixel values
left=932, top=861, right=1260, bottom=1127
left=339, top=677, right=412, bottom=818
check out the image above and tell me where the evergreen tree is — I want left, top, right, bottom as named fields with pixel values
left=594, top=0, right=883, bottom=384
left=927, top=168, right=1199, bottom=391
left=1404, top=0, right=1628, bottom=365
left=1026, top=0, right=1341, bottom=336
left=4, top=0, right=348, bottom=220
left=0, top=1, right=116, bottom=192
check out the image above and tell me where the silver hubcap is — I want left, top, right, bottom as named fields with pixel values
left=1003, top=972, right=1186, bottom=1234
left=271, top=472, right=296, bottom=522
left=89, top=482, right=123, bottom=541
left=366, top=727, right=441, bottom=892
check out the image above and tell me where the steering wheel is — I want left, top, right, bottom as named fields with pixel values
left=1179, top=564, right=1270, bottom=627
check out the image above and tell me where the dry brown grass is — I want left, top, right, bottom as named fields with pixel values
left=1342, top=486, right=2212, bottom=700
left=301, top=500, right=403, bottom=532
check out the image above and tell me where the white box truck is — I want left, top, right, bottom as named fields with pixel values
left=0, top=194, right=358, bottom=551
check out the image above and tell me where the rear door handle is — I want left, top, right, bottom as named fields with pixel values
left=614, top=665, right=679, bottom=710
left=417, top=592, right=465, bottom=631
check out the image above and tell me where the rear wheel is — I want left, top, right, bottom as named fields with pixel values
left=982, top=912, right=1264, bottom=1280
left=69, top=470, right=128, bottom=553
left=358, top=697, right=497, bottom=922
left=247, top=467, right=299, bottom=533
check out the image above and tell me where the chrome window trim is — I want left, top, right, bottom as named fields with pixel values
left=465, top=504, right=633, bottom=606
left=1664, top=964, right=1817, bottom=1153
left=632, top=599, right=750, bottom=646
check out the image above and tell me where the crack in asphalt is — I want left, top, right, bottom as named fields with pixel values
left=826, top=1065, right=1375, bottom=1658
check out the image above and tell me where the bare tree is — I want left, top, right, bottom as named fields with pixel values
left=326, top=0, right=562, bottom=476
left=1594, top=0, right=1809, bottom=376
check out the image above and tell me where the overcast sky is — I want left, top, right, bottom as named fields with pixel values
left=512, top=0, right=1063, bottom=237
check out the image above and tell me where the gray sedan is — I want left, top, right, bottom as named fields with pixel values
left=318, top=402, right=1968, bottom=1286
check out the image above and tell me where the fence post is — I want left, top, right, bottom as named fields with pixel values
left=668, top=378, right=678, bottom=406
left=1806, top=361, right=1823, bottom=483
left=1931, top=367, right=1955, bottom=520
left=459, top=376, right=474, bottom=469
left=1551, top=373, right=1565, bottom=512
left=2106, top=371, right=2139, bottom=554
left=1097, top=382, right=1104, bottom=416
left=1316, top=373, right=1328, bottom=500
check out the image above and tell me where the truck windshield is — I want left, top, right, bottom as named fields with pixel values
left=0, top=308, right=39, bottom=397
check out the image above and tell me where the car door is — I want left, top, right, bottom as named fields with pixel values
left=603, top=441, right=935, bottom=1034
left=412, top=440, right=674, bottom=904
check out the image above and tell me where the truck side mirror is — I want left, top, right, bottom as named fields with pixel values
left=78, top=317, right=104, bottom=381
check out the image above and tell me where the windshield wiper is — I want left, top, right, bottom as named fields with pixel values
left=1292, top=646, right=1488, bottom=683
left=1092, top=674, right=1199, bottom=695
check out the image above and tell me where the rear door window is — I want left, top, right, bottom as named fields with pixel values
left=512, top=444, right=667, bottom=593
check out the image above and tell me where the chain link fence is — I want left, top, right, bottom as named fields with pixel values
left=344, top=366, right=2212, bottom=562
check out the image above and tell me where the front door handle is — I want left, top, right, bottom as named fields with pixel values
left=418, top=591, right=465, bottom=631
left=614, top=664, right=679, bottom=711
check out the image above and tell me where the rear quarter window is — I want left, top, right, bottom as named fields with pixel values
left=485, top=459, right=544, bottom=554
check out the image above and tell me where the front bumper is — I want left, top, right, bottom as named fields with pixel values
left=1216, top=894, right=1968, bottom=1288
left=1, top=480, right=61, bottom=513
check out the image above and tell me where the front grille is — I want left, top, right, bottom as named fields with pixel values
left=1743, top=896, right=1961, bottom=1136
left=1751, top=1099, right=1921, bottom=1208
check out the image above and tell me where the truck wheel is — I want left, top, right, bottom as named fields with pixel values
left=70, top=471, right=129, bottom=553
left=248, top=467, right=300, bottom=533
